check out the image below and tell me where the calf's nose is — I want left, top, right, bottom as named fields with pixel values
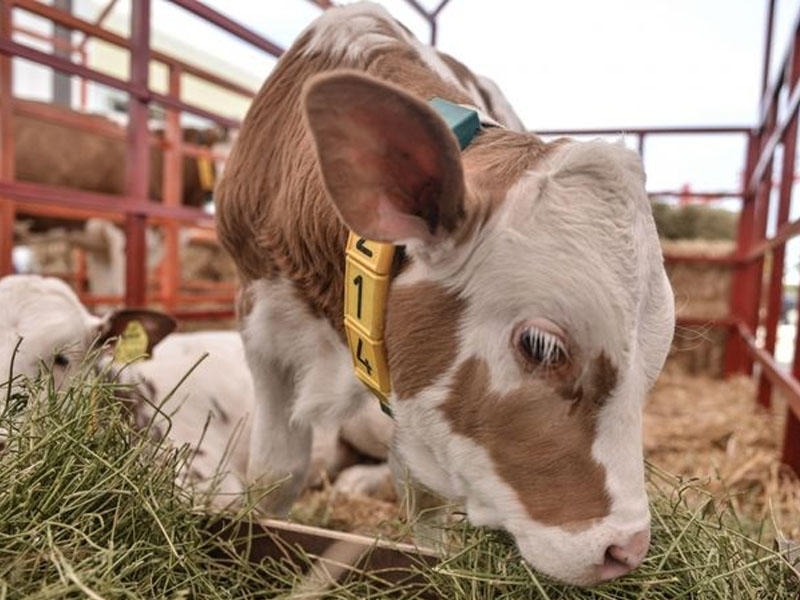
left=598, top=528, right=650, bottom=581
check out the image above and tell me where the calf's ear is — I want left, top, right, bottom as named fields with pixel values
left=303, top=71, right=465, bottom=244
left=98, top=309, right=176, bottom=358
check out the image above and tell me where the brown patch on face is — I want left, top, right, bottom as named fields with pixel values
left=440, top=356, right=612, bottom=528
left=578, top=352, right=618, bottom=407
left=385, top=282, right=465, bottom=400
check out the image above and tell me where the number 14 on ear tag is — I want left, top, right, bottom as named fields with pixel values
left=344, top=233, right=395, bottom=400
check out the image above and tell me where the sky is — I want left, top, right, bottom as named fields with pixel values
left=157, top=0, right=796, bottom=193
left=10, top=0, right=800, bottom=277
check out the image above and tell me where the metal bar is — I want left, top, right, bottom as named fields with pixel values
left=648, top=190, right=742, bottom=199
left=749, top=74, right=800, bottom=194
left=0, top=180, right=215, bottom=223
left=148, top=89, right=240, bottom=129
left=431, top=0, right=453, bottom=18
left=0, top=39, right=243, bottom=128
left=782, top=412, right=800, bottom=475
left=760, top=0, right=777, bottom=101
left=757, top=30, right=800, bottom=407
left=165, top=0, right=283, bottom=57
left=724, top=133, right=760, bottom=375
left=13, top=97, right=129, bottom=138
left=746, top=107, right=778, bottom=349
left=52, top=0, right=72, bottom=107
left=535, top=126, right=752, bottom=136
left=124, top=0, right=150, bottom=307
left=745, top=214, right=800, bottom=260
left=160, top=65, right=182, bottom=313
left=12, top=0, right=258, bottom=98
left=0, top=37, right=145, bottom=96
left=76, top=0, right=119, bottom=52
left=758, top=1, right=800, bottom=124
left=738, top=322, right=800, bottom=419
left=402, top=0, right=432, bottom=20
left=0, top=0, right=14, bottom=277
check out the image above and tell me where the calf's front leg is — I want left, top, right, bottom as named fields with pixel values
left=245, top=355, right=312, bottom=516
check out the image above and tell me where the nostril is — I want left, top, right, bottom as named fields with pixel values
left=600, top=547, right=634, bottom=581
left=599, top=528, right=651, bottom=582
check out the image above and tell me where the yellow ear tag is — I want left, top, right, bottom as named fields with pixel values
left=344, top=233, right=395, bottom=415
left=113, top=321, right=149, bottom=364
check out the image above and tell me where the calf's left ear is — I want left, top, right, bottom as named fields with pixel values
left=98, top=309, right=176, bottom=358
left=303, top=70, right=465, bottom=244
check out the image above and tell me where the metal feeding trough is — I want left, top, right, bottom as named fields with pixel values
left=206, top=516, right=439, bottom=596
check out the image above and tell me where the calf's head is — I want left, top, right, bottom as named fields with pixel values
left=304, top=72, right=674, bottom=585
left=0, top=275, right=176, bottom=386
left=0, top=275, right=103, bottom=383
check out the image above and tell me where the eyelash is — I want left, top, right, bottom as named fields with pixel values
left=519, top=328, right=568, bottom=368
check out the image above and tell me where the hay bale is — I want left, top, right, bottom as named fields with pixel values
left=652, top=202, right=738, bottom=240
left=661, top=239, right=735, bottom=376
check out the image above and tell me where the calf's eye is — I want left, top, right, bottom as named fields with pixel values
left=54, top=353, right=70, bottom=367
left=514, top=322, right=569, bottom=370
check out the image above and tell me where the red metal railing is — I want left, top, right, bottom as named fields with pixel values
left=536, top=3, right=800, bottom=473
left=0, top=0, right=288, bottom=318
left=2, top=1, right=799, bottom=467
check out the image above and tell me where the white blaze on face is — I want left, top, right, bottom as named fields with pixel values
left=0, top=275, right=102, bottom=383
left=388, top=140, right=674, bottom=585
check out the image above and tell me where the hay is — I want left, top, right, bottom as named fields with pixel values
left=661, top=240, right=734, bottom=321
left=644, top=366, right=800, bottom=541
left=1, top=360, right=798, bottom=598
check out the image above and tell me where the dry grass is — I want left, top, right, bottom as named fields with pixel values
left=1, top=356, right=798, bottom=598
left=645, top=365, right=800, bottom=542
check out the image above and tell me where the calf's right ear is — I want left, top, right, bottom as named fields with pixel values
left=303, top=71, right=465, bottom=245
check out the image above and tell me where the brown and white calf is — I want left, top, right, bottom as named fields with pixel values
left=216, top=2, right=674, bottom=586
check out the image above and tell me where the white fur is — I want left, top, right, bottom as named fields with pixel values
left=0, top=275, right=389, bottom=508
left=0, top=274, right=102, bottom=382
left=383, top=140, right=673, bottom=584
left=241, top=278, right=377, bottom=513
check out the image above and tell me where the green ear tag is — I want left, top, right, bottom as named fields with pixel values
left=113, top=321, right=149, bottom=364
left=429, top=97, right=480, bottom=150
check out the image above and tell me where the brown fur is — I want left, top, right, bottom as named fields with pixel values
left=385, top=282, right=465, bottom=400
left=440, top=355, right=613, bottom=527
left=215, top=16, right=554, bottom=339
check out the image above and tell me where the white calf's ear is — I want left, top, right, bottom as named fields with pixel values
left=99, top=309, right=176, bottom=357
left=303, top=70, right=465, bottom=244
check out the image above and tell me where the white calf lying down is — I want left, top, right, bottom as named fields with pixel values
left=0, top=274, right=392, bottom=503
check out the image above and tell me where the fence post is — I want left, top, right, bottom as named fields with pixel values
left=124, top=0, right=150, bottom=307
left=759, top=30, right=800, bottom=407
left=160, top=64, right=183, bottom=313
left=0, top=0, right=14, bottom=277
left=724, top=133, right=759, bottom=375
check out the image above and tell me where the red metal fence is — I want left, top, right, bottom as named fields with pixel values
left=539, top=2, right=800, bottom=472
left=0, top=0, right=285, bottom=318
left=2, top=2, right=800, bottom=466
